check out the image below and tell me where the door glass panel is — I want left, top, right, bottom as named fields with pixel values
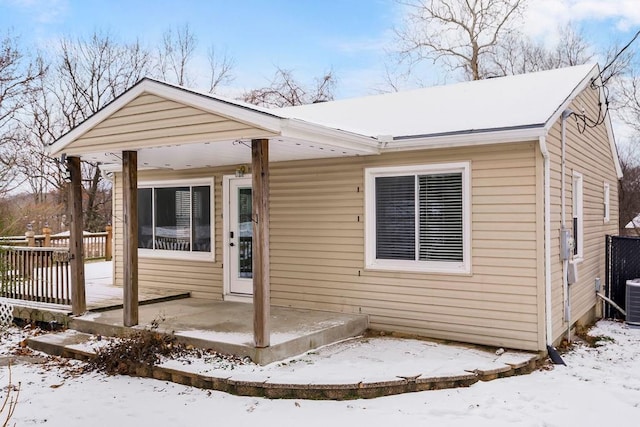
left=238, top=187, right=252, bottom=278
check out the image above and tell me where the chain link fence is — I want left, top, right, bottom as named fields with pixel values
left=605, top=235, right=640, bottom=319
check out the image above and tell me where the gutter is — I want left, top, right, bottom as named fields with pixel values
left=383, top=127, right=544, bottom=152
left=281, top=119, right=380, bottom=154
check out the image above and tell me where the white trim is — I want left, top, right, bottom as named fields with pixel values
left=223, top=294, right=253, bottom=303
left=222, top=176, right=232, bottom=298
left=222, top=175, right=254, bottom=298
left=281, top=119, right=380, bottom=154
left=364, top=162, right=471, bottom=274
left=137, top=177, right=215, bottom=261
left=539, top=136, right=553, bottom=346
left=381, top=128, right=542, bottom=152
left=138, top=177, right=215, bottom=188
left=543, top=63, right=623, bottom=179
left=137, top=250, right=213, bottom=262
left=543, top=64, right=599, bottom=133
left=603, top=182, right=611, bottom=223
left=572, top=171, right=584, bottom=261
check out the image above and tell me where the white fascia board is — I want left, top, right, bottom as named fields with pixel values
left=543, top=64, right=623, bottom=179
left=607, top=116, right=623, bottom=179
left=543, top=64, right=598, bottom=133
left=281, top=118, right=380, bottom=154
left=47, top=82, right=147, bottom=156
left=382, top=127, right=544, bottom=152
left=47, top=79, right=284, bottom=157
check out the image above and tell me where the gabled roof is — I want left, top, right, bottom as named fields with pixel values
left=48, top=64, right=621, bottom=177
left=277, top=64, right=597, bottom=139
left=47, top=78, right=379, bottom=161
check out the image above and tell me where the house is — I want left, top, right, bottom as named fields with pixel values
left=624, top=214, right=640, bottom=236
left=47, top=63, right=621, bottom=354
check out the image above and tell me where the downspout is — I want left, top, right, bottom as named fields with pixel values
left=561, top=109, right=574, bottom=344
left=540, top=136, right=564, bottom=364
left=539, top=136, right=553, bottom=347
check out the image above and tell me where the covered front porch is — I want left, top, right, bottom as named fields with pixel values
left=44, top=78, right=378, bottom=359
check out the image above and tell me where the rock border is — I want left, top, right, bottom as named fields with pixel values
left=44, top=344, right=543, bottom=400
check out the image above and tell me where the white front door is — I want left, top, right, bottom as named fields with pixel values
left=225, top=177, right=253, bottom=295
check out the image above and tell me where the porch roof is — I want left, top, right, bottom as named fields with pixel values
left=47, top=78, right=380, bottom=170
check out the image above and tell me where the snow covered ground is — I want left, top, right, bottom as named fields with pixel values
left=1, top=320, right=639, bottom=426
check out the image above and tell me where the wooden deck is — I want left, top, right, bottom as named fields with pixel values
left=8, top=261, right=188, bottom=321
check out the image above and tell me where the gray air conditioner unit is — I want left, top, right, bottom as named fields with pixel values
left=626, top=279, right=640, bottom=326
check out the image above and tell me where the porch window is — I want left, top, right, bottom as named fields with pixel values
left=138, top=179, right=213, bottom=258
left=365, top=162, right=471, bottom=274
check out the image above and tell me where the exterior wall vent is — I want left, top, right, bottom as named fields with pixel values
left=626, top=279, right=640, bottom=326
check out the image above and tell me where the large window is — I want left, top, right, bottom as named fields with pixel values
left=365, top=163, right=470, bottom=273
left=138, top=179, right=213, bottom=259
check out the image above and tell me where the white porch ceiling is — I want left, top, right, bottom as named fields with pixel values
left=84, top=135, right=374, bottom=171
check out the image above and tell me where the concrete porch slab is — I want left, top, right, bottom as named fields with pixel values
left=68, top=298, right=369, bottom=365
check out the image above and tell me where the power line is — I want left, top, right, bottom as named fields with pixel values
left=575, top=28, right=640, bottom=134
left=598, top=28, right=640, bottom=86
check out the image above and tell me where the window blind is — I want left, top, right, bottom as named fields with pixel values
left=418, top=173, right=463, bottom=262
left=375, top=175, right=415, bottom=260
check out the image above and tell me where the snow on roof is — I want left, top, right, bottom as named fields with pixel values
left=276, top=64, right=597, bottom=138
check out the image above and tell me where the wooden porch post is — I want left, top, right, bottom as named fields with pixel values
left=122, top=151, right=139, bottom=326
left=68, top=156, right=86, bottom=315
left=105, top=224, right=113, bottom=261
left=252, top=139, right=270, bottom=348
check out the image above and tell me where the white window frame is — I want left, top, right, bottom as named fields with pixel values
left=365, top=162, right=471, bottom=274
left=572, top=171, right=584, bottom=261
left=137, top=177, right=215, bottom=261
left=603, top=182, right=610, bottom=223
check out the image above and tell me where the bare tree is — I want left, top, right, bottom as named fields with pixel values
left=55, top=32, right=152, bottom=230
left=618, top=145, right=640, bottom=235
left=0, top=32, right=45, bottom=197
left=242, top=67, right=336, bottom=107
left=55, top=32, right=151, bottom=129
left=394, top=0, right=525, bottom=80
left=207, top=45, right=235, bottom=93
left=14, top=31, right=153, bottom=231
left=617, top=64, right=640, bottom=135
left=157, top=24, right=197, bottom=87
left=491, top=24, right=593, bottom=76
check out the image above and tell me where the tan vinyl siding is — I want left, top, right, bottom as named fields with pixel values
left=68, top=94, right=276, bottom=154
left=112, top=141, right=542, bottom=351
left=269, top=142, right=541, bottom=351
left=547, top=85, right=620, bottom=344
